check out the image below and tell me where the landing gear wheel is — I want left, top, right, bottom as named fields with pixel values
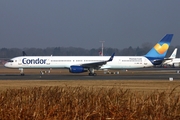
left=88, top=73, right=97, bottom=76
left=21, top=73, right=25, bottom=76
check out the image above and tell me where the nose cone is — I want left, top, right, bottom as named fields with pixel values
left=4, top=62, right=9, bottom=68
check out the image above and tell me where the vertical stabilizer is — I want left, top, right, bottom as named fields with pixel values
left=169, top=48, right=177, bottom=58
left=145, top=34, right=173, bottom=59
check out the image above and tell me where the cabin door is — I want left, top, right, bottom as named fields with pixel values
left=46, top=58, right=51, bottom=65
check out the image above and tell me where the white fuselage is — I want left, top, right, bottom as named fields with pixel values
left=164, top=58, right=180, bottom=66
left=4, top=56, right=153, bottom=69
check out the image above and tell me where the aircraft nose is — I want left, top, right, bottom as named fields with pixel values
left=4, top=63, right=9, bottom=68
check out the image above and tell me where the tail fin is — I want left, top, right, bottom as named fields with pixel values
left=169, top=48, right=177, bottom=58
left=145, top=34, right=173, bottom=59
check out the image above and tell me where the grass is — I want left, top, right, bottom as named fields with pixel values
left=0, top=80, right=180, bottom=92
left=0, top=68, right=180, bottom=119
left=0, top=86, right=180, bottom=119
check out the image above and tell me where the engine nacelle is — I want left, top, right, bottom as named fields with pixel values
left=69, top=66, right=88, bottom=73
left=173, top=63, right=180, bottom=68
left=152, top=59, right=163, bottom=65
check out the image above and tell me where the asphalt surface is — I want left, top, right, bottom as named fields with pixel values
left=0, top=72, right=180, bottom=80
left=1, top=66, right=180, bottom=80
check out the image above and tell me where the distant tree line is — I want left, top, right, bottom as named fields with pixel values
left=0, top=45, right=179, bottom=58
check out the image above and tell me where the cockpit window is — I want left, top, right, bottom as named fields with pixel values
left=8, top=60, right=14, bottom=62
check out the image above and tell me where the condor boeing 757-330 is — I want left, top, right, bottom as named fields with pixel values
left=4, top=34, right=173, bottom=76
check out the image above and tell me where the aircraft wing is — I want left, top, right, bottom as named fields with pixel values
left=80, top=53, right=115, bottom=69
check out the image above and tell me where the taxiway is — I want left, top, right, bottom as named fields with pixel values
left=0, top=72, right=180, bottom=80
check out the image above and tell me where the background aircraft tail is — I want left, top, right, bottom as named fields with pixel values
left=145, top=34, right=173, bottom=59
left=22, top=51, right=27, bottom=56
left=169, top=48, right=177, bottom=58
left=161, top=48, right=177, bottom=65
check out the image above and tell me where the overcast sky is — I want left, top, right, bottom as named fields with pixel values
left=0, top=0, right=180, bottom=49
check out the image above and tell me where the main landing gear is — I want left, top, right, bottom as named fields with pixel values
left=88, top=68, right=97, bottom=76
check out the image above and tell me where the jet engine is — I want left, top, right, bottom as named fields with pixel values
left=69, top=66, right=88, bottom=73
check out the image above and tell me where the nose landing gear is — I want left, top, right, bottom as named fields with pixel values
left=19, top=68, right=24, bottom=76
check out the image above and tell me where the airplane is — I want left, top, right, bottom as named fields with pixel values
left=4, top=34, right=173, bottom=76
left=162, top=48, right=180, bottom=67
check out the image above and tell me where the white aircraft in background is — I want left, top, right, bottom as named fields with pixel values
left=163, top=48, right=180, bottom=67
left=169, top=48, right=178, bottom=59
left=4, top=34, right=173, bottom=76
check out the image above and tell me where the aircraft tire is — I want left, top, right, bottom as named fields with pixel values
left=21, top=73, right=25, bottom=76
left=89, top=73, right=97, bottom=76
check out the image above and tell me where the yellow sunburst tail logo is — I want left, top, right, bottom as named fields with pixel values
left=145, top=34, right=173, bottom=59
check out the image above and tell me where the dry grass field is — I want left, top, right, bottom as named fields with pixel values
left=0, top=80, right=180, bottom=92
left=0, top=67, right=180, bottom=119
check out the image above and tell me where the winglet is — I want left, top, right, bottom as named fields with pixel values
left=108, top=53, right=115, bottom=61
